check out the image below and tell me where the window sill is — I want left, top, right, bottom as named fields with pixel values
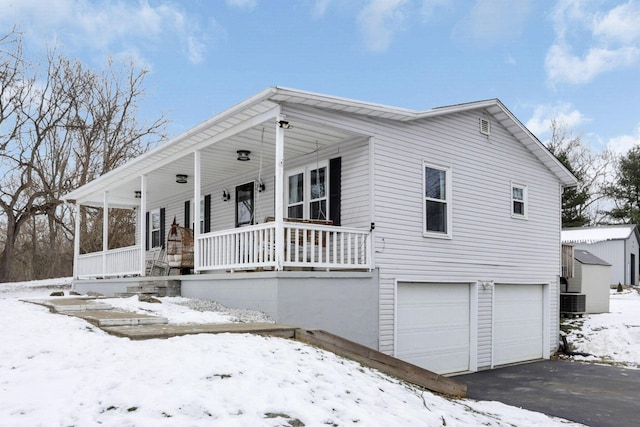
left=511, top=213, right=528, bottom=220
left=423, top=231, right=452, bottom=240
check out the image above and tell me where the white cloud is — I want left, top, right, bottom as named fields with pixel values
left=0, top=0, right=217, bottom=65
left=225, top=0, right=258, bottom=11
left=452, top=0, right=531, bottom=46
left=607, top=134, right=638, bottom=155
left=419, top=0, right=452, bottom=20
left=357, top=0, right=409, bottom=52
left=593, top=2, right=640, bottom=44
left=312, top=0, right=334, bottom=19
left=546, top=0, right=640, bottom=85
left=526, top=102, right=586, bottom=138
left=545, top=43, right=640, bottom=85
left=607, top=126, right=640, bottom=155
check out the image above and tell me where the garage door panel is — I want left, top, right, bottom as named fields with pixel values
left=494, top=285, right=543, bottom=366
left=397, top=283, right=470, bottom=375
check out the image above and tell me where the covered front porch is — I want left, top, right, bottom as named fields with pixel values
left=75, top=220, right=371, bottom=278
left=65, top=88, right=374, bottom=280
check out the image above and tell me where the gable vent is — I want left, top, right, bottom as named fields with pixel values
left=479, top=118, right=490, bottom=136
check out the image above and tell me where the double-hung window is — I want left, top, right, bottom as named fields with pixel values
left=150, top=209, right=161, bottom=248
left=286, top=161, right=329, bottom=220
left=511, top=182, right=527, bottom=218
left=423, top=162, right=452, bottom=238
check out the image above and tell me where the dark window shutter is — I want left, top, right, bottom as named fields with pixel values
left=329, top=157, right=341, bottom=226
left=160, top=208, right=166, bottom=247
left=145, top=211, right=150, bottom=251
left=184, top=200, right=191, bottom=230
left=204, top=194, right=211, bottom=233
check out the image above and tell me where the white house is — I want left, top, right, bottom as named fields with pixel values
left=562, top=225, right=640, bottom=287
left=63, top=87, right=577, bottom=375
left=564, top=249, right=611, bottom=314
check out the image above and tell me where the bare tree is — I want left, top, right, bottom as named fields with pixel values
left=546, top=119, right=614, bottom=226
left=0, top=29, right=167, bottom=282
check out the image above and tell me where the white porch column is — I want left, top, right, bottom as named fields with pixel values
left=194, top=150, right=202, bottom=271
left=102, top=191, right=109, bottom=276
left=73, top=202, right=81, bottom=280
left=274, top=117, right=285, bottom=270
left=140, top=175, right=147, bottom=276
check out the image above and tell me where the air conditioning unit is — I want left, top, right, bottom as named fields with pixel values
left=560, top=293, right=586, bottom=314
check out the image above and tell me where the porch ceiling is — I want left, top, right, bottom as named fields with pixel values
left=71, top=100, right=362, bottom=208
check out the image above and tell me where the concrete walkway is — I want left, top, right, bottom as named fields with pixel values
left=457, top=360, right=640, bottom=427
left=24, top=297, right=295, bottom=339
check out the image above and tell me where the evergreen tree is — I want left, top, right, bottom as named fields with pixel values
left=554, top=150, right=591, bottom=227
left=604, top=146, right=640, bottom=224
left=545, top=120, right=593, bottom=227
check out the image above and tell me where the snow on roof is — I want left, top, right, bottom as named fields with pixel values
left=562, top=225, right=637, bottom=244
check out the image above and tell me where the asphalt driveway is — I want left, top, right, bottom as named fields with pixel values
left=457, top=360, right=640, bottom=427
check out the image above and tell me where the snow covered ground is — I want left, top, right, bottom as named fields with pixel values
left=0, top=279, right=584, bottom=426
left=562, top=288, right=640, bottom=369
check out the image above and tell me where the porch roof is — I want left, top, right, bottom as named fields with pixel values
left=63, top=86, right=577, bottom=207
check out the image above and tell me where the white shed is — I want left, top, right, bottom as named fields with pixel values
left=566, top=249, right=611, bottom=314
left=562, top=225, right=640, bottom=287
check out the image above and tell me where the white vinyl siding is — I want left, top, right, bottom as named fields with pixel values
left=477, top=283, right=493, bottom=368
left=141, top=136, right=371, bottom=234
left=372, top=110, right=562, bottom=356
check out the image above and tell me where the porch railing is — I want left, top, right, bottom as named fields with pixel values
left=196, top=222, right=371, bottom=272
left=76, top=245, right=141, bottom=278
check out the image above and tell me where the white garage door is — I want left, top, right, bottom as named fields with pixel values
left=396, top=282, right=470, bottom=375
left=494, top=284, right=544, bottom=366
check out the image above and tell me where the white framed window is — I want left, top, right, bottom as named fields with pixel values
left=511, top=182, right=528, bottom=219
left=286, top=161, right=329, bottom=220
left=150, top=209, right=161, bottom=248
left=423, top=162, right=452, bottom=238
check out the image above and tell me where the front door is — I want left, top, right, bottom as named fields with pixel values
left=235, top=182, right=254, bottom=227
left=632, top=254, right=636, bottom=285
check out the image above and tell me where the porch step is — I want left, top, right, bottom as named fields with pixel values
left=25, top=297, right=114, bottom=313
left=69, top=309, right=169, bottom=327
left=22, top=297, right=169, bottom=327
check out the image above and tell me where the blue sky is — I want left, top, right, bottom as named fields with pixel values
left=2, top=0, right=640, bottom=154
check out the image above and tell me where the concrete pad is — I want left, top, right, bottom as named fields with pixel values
left=23, top=298, right=113, bottom=312
left=102, top=322, right=296, bottom=340
left=67, top=310, right=168, bottom=327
